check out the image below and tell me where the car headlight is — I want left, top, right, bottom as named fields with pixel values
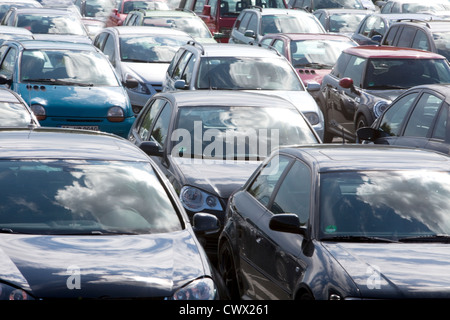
left=170, top=278, right=216, bottom=300
left=30, top=104, right=46, bottom=121
left=125, top=74, right=150, bottom=94
left=180, top=186, right=223, bottom=212
left=303, top=112, right=320, bottom=126
left=107, top=106, right=125, bottom=122
left=0, top=283, right=34, bottom=300
left=373, top=100, right=390, bottom=118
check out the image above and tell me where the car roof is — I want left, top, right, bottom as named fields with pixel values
left=190, top=42, right=282, bottom=57
left=138, top=9, right=196, bottom=17
left=262, top=32, right=355, bottom=41
left=0, top=128, right=149, bottom=161
left=343, top=45, right=446, bottom=59
left=156, top=90, right=299, bottom=109
left=0, top=88, right=22, bottom=103
left=108, top=25, right=192, bottom=36
left=243, top=7, right=311, bottom=15
left=365, top=12, right=437, bottom=21
left=280, top=144, right=450, bottom=172
left=314, top=8, right=372, bottom=13
left=6, top=39, right=97, bottom=51
left=393, top=19, right=450, bottom=31
left=8, top=7, right=74, bottom=14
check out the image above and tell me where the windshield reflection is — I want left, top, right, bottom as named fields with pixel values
left=0, top=160, right=182, bottom=234
left=0, top=102, right=33, bottom=126
left=319, top=170, right=450, bottom=239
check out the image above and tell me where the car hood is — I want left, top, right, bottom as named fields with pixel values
left=245, top=90, right=320, bottom=113
left=323, top=242, right=450, bottom=298
left=296, top=68, right=330, bottom=85
left=18, top=84, right=131, bottom=117
left=0, top=232, right=207, bottom=299
left=365, top=88, right=405, bottom=102
left=171, top=157, right=260, bottom=199
left=121, top=62, right=169, bottom=83
left=32, top=34, right=92, bottom=44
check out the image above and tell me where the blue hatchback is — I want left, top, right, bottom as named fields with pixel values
left=0, top=39, right=135, bottom=138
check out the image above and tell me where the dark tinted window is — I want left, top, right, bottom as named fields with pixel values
left=397, top=26, right=416, bottom=47
left=379, top=92, right=418, bottom=136
left=404, top=92, right=443, bottom=137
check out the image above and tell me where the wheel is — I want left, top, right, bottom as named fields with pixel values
left=356, top=114, right=369, bottom=131
left=218, top=241, right=240, bottom=300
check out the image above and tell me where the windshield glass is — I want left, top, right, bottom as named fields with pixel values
left=319, top=170, right=450, bottom=241
left=315, top=0, right=364, bottom=9
left=16, top=13, right=87, bottom=35
left=142, top=16, right=212, bottom=38
left=172, top=106, right=319, bottom=160
left=219, top=0, right=286, bottom=17
left=20, top=49, right=120, bottom=86
left=120, top=34, right=192, bottom=63
left=261, top=14, right=324, bottom=34
left=433, top=31, right=450, bottom=61
left=123, top=1, right=169, bottom=13
left=197, top=57, right=303, bottom=90
left=0, top=160, right=182, bottom=235
left=291, top=38, right=356, bottom=68
left=0, top=102, right=33, bottom=126
left=328, top=13, right=368, bottom=33
left=364, top=58, right=450, bottom=90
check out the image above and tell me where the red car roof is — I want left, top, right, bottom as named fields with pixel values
left=344, top=45, right=446, bottom=59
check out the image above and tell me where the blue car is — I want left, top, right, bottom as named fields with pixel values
left=0, top=39, right=135, bottom=138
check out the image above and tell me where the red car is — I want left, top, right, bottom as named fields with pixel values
left=105, top=0, right=169, bottom=27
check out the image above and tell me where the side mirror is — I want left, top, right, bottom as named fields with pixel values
left=306, top=82, right=320, bottom=92
left=192, top=212, right=220, bottom=235
left=123, top=78, right=138, bottom=89
left=371, top=34, right=382, bottom=43
left=0, top=74, right=12, bottom=85
left=269, top=213, right=307, bottom=237
left=357, top=126, right=388, bottom=142
left=174, top=79, right=187, bottom=89
left=139, top=141, right=163, bottom=156
left=339, top=77, right=360, bottom=95
left=244, top=30, right=256, bottom=39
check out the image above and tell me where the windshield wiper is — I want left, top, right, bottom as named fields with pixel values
left=398, top=234, right=450, bottom=243
left=367, top=85, right=407, bottom=90
left=321, top=235, right=398, bottom=243
left=23, top=78, right=94, bottom=87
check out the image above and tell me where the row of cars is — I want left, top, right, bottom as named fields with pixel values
left=2, top=0, right=450, bottom=302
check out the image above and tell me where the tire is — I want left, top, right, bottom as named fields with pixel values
left=218, top=241, right=240, bottom=300
left=356, top=114, right=369, bottom=131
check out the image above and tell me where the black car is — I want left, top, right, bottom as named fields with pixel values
left=127, top=90, right=321, bottom=258
left=0, top=127, right=222, bottom=300
left=357, top=83, right=450, bottom=155
left=320, top=45, right=450, bottom=142
left=218, top=144, right=450, bottom=300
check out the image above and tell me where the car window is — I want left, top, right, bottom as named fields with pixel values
left=404, top=93, right=443, bottom=137
left=381, top=1, right=393, bottom=12
left=94, top=32, right=108, bottom=49
left=172, top=51, right=193, bottom=80
left=247, top=13, right=257, bottom=33
left=167, top=49, right=186, bottom=77
left=360, top=15, right=376, bottom=37
left=379, top=92, right=418, bottom=136
left=343, top=55, right=366, bottom=87
left=383, top=25, right=399, bottom=45
left=247, top=155, right=291, bottom=207
left=180, top=53, right=196, bottom=85
left=270, top=160, right=311, bottom=223
left=102, top=34, right=116, bottom=65
left=432, top=103, right=448, bottom=140
left=260, top=37, right=273, bottom=47
left=138, top=99, right=167, bottom=141
left=238, top=12, right=251, bottom=32
left=397, top=26, right=415, bottom=47
left=272, top=39, right=285, bottom=56
left=0, top=47, right=16, bottom=79
left=331, top=52, right=351, bottom=78
left=412, top=29, right=430, bottom=51
left=150, top=101, right=172, bottom=148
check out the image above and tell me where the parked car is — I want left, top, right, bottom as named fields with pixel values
left=124, top=9, right=216, bottom=43
left=320, top=45, right=450, bottom=142
left=351, top=12, right=434, bottom=45
left=218, top=143, right=450, bottom=300
left=93, top=26, right=193, bottom=114
left=229, top=7, right=325, bottom=45
left=0, top=0, right=41, bottom=20
left=381, top=19, right=450, bottom=61
left=287, top=0, right=367, bottom=11
left=127, top=90, right=321, bottom=258
left=163, top=41, right=325, bottom=138
left=178, top=0, right=288, bottom=43
left=0, top=127, right=222, bottom=300
left=258, top=32, right=357, bottom=105
left=105, top=0, right=169, bottom=27
left=378, top=0, right=450, bottom=14
left=357, top=84, right=450, bottom=155
left=0, top=39, right=135, bottom=138
left=0, top=87, right=39, bottom=127
left=74, top=0, right=116, bottom=38
left=313, top=8, right=372, bottom=36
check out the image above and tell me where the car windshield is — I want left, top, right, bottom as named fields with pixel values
left=291, top=38, right=356, bottom=69
left=0, top=3, right=41, bottom=19
left=120, top=34, right=192, bottom=63
left=433, top=32, right=450, bottom=61
left=0, top=102, right=33, bottom=126
left=196, top=57, right=303, bottom=90
left=219, top=0, right=286, bottom=17
left=172, top=106, right=319, bottom=160
left=364, top=58, right=450, bottom=90
left=319, top=170, right=450, bottom=241
left=261, top=14, right=324, bottom=34
left=142, top=16, right=212, bottom=39
left=16, top=14, right=87, bottom=35
left=401, top=2, right=450, bottom=12
left=82, top=0, right=115, bottom=18
left=20, top=49, right=120, bottom=86
left=0, top=160, right=182, bottom=235
left=123, top=1, right=169, bottom=13
left=328, top=13, right=368, bottom=33
left=315, top=0, right=364, bottom=9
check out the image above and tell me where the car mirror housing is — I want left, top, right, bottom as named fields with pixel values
left=139, top=141, right=163, bottom=156
left=357, top=127, right=388, bottom=142
left=339, top=77, right=360, bottom=95
left=306, top=82, right=320, bottom=92
left=244, top=30, right=256, bottom=38
left=269, top=213, right=307, bottom=237
left=0, top=74, right=12, bottom=85
left=174, top=79, right=187, bottom=89
left=124, top=78, right=139, bottom=89
left=192, top=212, right=220, bottom=235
